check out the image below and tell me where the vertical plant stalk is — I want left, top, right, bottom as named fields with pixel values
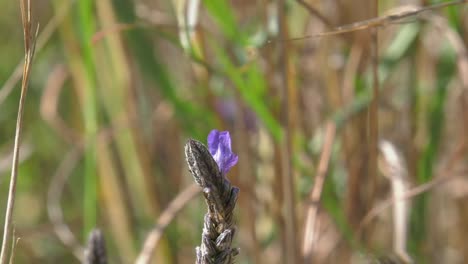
left=77, top=0, right=98, bottom=237
left=0, top=0, right=38, bottom=263
left=185, top=139, right=239, bottom=264
left=277, top=0, right=298, bottom=262
left=367, top=0, right=379, bottom=225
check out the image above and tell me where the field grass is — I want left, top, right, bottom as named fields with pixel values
left=0, top=0, right=467, bottom=263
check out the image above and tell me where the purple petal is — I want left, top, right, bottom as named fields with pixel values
left=207, top=129, right=220, bottom=156
left=207, top=129, right=238, bottom=175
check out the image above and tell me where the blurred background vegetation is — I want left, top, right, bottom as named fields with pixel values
left=0, top=0, right=467, bottom=263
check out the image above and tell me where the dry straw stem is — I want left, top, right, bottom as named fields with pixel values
left=0, top=0, right=38, bottom=263
left=136, top=184, right=201, bottom=264
left=0, top=145, right=32, bottom=175
left=378, top=141, right=412, bottom=263
left=368, top=0, right=379, bottom=225
left=278, top=0, right=299, bottom=262
left=185, top=139, right=239, bottom=264
left=302, top=122, right=336, bottom=262
left=0, top=0, right=73, bottom=106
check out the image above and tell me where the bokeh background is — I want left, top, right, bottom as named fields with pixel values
left=0, top=0, right=467, bottom=263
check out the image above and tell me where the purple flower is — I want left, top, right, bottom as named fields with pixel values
left=207, top=129, right=238, bottom=175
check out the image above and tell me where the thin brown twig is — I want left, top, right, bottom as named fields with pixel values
left=135, top=184, right=201, bottom=264
left=278, top=0, right=466, bottom=42
left=302, top=122, right=336, bottom=263
left=0, top=0, right=38, bottom=262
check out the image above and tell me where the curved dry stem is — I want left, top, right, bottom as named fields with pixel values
left=47, top=146, right=86, bottom=262
left=359, top=139, right=468, bottom=233
left=378, top=141, right=412, bottom=263
left=40, top=65, right=80, bottom=143
left=136, top=184, right=201, bottom=264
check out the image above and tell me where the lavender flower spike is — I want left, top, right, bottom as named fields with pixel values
left=207, top=130, right=238, bottom=175
left=185, top=133, right=240, bottom=264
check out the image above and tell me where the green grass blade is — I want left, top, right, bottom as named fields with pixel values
left=77, top=0, right=98, bottom=238
left=201, top=0, right=245, bottom=43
